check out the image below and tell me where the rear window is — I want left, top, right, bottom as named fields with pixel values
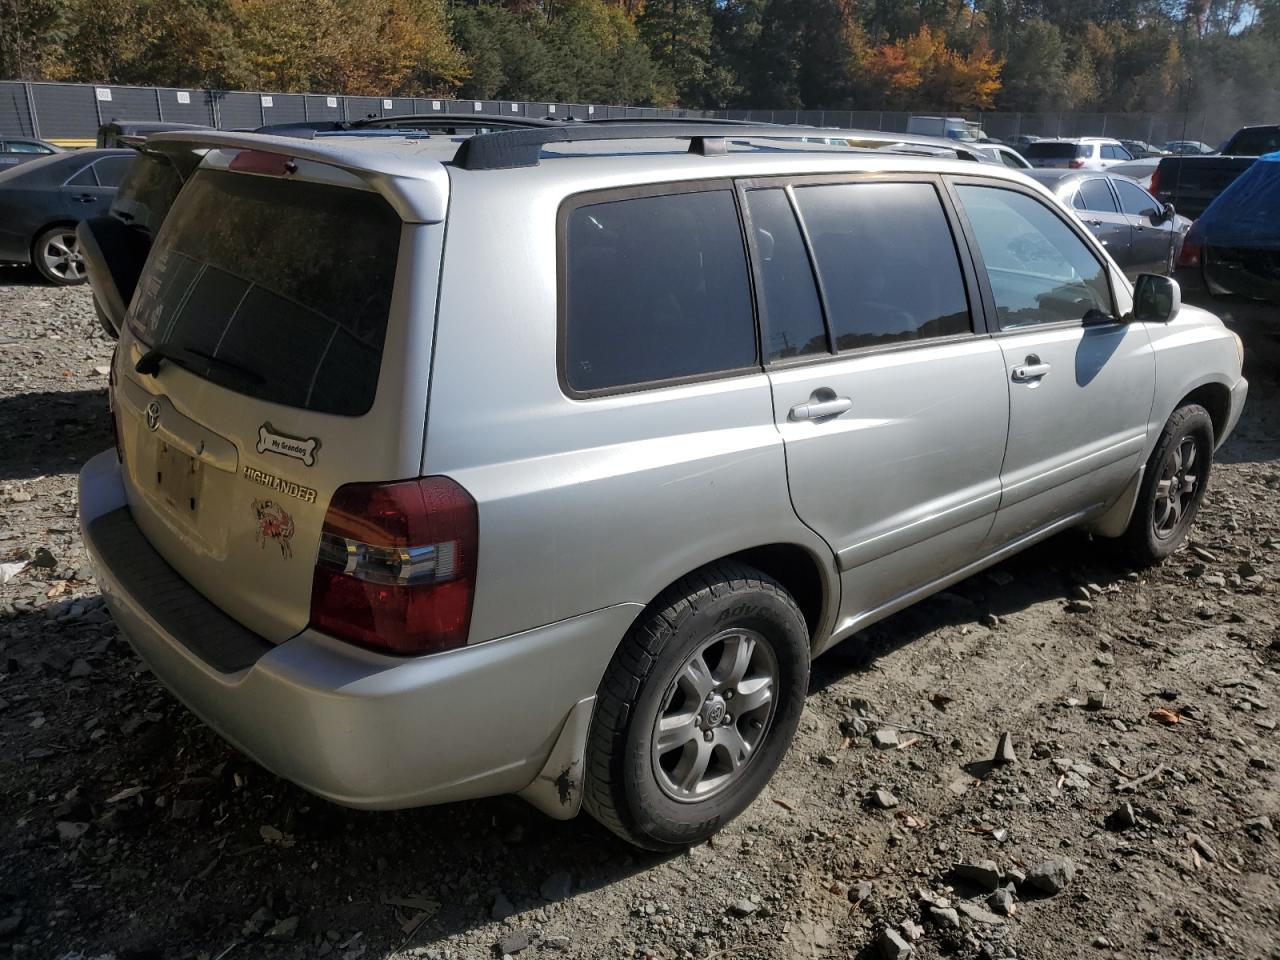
left=129, top=168, right=402, bottom=417
left=1225, top=128, right=1280, bottom=156
left=562, top=188, right=756, bottom=394
left=1024, top=142, right=1084, bottom=160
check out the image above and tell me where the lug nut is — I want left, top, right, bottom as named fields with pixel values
left=694, top=716, right=702, bottom=727
left=722, top=713, right=733, bottom=725
left=724, top=690, right=734, bottom=700
left=703, top=730, right=714, bottom=742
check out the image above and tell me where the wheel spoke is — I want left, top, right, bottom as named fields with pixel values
left=655, top=713, right=699, bottom=753
left=718, top=725, right=753, bottom=770
left=1155, top=498, right=1173, bottom=532
left=674, top=738, right=713, bottom=792
left=678, top=652, right=714, bottom=701
left=1181, top=440, right=1196, bottom=472
left=718, top=633, right=755, bottom=688
left=733, top=676, right=772, bottom=715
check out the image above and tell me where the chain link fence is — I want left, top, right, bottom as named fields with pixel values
left=0, top=78, right=1232, bottom=150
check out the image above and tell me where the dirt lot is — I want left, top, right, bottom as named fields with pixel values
left=0, top=266, right=1277, bottom=960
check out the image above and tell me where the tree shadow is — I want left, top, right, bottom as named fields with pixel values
left=0, top=388, right=113, bottom=482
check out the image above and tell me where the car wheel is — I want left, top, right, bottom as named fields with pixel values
left=1123, top=404, right=1214, bottom=564
left=33, top=226, right=87, bottom=285
left=583, top=561, right=810, bottom=851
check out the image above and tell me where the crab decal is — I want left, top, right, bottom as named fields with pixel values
left=252, top=498, right=295, bottom=559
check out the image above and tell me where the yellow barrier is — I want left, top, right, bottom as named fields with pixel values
left=47, top=138, right=97, bottom=149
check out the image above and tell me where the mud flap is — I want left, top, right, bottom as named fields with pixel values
left=516, top=695, right=595, bottom=820
left=1089, top=465, right=1145, bottom=538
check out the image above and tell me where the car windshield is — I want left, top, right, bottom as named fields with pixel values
left=1024, top=142, right=1083, bottom=159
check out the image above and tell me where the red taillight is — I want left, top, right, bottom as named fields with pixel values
left=229, top=150, right=297, bottom=176
left=1177, top=233, right=1201, bottom=268
left=1068, top=159, right=1085, bottom=169
left=309, top=476, right=478, bottom=655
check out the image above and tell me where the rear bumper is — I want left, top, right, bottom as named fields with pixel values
left=79, top=449, right=638, bottom=810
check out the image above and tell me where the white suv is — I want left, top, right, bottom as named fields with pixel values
left=1024, top=137, right=1134, bottom=171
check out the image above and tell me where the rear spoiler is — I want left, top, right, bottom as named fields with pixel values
left=144, top=129, right=449, bottom=223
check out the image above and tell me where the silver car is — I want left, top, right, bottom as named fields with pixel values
left=79, top=124, right=1247, bottom=851
left=1026, top=169, right=1191, bottom=279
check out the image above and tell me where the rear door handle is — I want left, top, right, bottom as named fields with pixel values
left=1012, top=361, right=1051, bottom=383
left=74, top=194, right=97, bottom=203
left=789, top=396, right=853, bottom=421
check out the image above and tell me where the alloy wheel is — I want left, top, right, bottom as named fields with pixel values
left=40, top=231, right=84, bottom=282
left=1153, top=435, right=1201, bottom=539
left=651, top=629, right=778, bottom=803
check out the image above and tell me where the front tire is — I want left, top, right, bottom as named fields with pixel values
left=583, top=561, right=810, bottom=851
left=33, top=226, right=87, bottom=285
left=1123, top=404, right=1214, bottom=563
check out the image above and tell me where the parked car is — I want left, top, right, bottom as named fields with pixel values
left=79, top=124, right=1246, bottom=851
left=1108, top=157, right=1162, bottom=191
left=97, top=119, right=211, bottom=148
left=1177, top=150, right=1280, bottom=302
left=1022, top=137, right=1134, bottom=170
left=976, top=142, right=1032, bottom=169
left=1163, top=140, right=1215, bottom=155
left=1007, top=134, right=1042, bottom=149
left=0, top=149, right=135, bottom=284
left=1026, top=169, right=1190, bottom=279
left=1153, top=124, right=1280, bottom=218
left=0, top=137, right=63, bottom=169
left=1119, top=139, right=1165, bottom=159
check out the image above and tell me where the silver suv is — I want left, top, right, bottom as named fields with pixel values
left=79, top=124, right=1247, bottom=851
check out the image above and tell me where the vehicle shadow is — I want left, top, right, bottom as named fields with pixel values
left=0, top=264, right=52, bottom=287
left=0, top=388, right=113, bottom=482
left=809, top=528, right=1129, bottom=695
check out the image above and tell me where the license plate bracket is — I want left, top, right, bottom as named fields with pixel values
left=155, top=441, right=202, bottom=514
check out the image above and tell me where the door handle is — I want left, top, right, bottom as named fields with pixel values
left=789, top=395, right=853, bottom=421
left=74, top=194, right=97, bottom=203
left=1011, top=358, right=1051, bottom=382
left=1086, top=219, right=1103, bottom=227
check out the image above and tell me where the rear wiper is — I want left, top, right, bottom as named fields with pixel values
left=135, top=342, right=265, bottom=385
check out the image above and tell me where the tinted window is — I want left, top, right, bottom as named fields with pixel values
left=563, top=189, right=756, bottom=393
left=1101, top=145, right=1119, bottom=160
left=8, top=141, right=50, bottom=154
left=999, top=150, right=1026, bottom=169
left=130, top=169, right=402, bottom=416
left=958, top=185, right=1112, bottom=328
left=1024, top=142, right=1082, bottom=160
left=92, top=155, right=133, bottom=188
left=111, top=153, right=183, bottom=238
left=66, top=163, right=97, bottom=186
left=743, top=189, right=827, bottom=362
left=1225, top=128, right=1280, bottom=156
left=1077, top=178, right=1118, bottom=212
left=793, top=182, right=970, bottom=351
left=1114, top=179, right=1159, bottom=217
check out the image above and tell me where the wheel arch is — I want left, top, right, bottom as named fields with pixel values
left=1174, top=380, right=1231, bottom=447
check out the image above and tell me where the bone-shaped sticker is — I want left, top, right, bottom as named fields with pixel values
left=255, top=422, right=319, bottom=467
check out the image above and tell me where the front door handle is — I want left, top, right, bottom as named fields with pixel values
left=74, top=194, right=97, bottom=203
left=1012, top=359, right=1051, bottom=382
left=789, top=395, right=853, bottom=421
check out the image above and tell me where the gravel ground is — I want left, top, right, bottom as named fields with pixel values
left=1, top=264, right=1278, bottom=960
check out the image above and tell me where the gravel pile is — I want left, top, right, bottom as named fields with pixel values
left=1, top=267, right=1277, bottom=959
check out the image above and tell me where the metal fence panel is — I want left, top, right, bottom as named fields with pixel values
left=303, top=94, right=343, bottom=123
left=98, top=86, right=162, bottom=126
left=346, top=96, right=384, bottom=120
left=259, top=92, right=306, bottom=124
left=216, top=91, right=265, bottom=129
left=0, top=82, right=35, bottom=138
left=29, top=83, right=99, bottom=140
left=157, top=88, right=216, bottom=126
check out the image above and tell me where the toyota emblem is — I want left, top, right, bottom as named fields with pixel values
left=145, top=400, right=161, bottom=432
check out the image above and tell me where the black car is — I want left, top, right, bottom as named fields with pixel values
left=1025, top=169, right=1190, bottom=279
left=0, top=149, right=134, bottom=284
left=0, top=137, right=63, bottom=169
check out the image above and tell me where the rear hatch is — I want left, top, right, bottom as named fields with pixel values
left=112, top=150, right=436, bottom=643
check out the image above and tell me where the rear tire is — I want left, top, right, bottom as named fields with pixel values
left=583, top=561, right=809, bottom=851
left=33, top=225, right=87, bottom=285
left=1123, top=404, right=1214, bottom=564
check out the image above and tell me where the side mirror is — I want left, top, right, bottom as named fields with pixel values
left=76, top=217, right=151, bottom=338
left=1132, top=273, right=1181, bottom=323
left=1156, top=201, right=1176, bottom=222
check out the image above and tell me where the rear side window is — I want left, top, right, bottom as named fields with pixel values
left=792, top=182, right=971, bottom=351
left=130, top=169, right=402, bottom=416
left=93, top=156, right=133, bottom=187
left=1114, top=179, right=1159, bottom=217
left=743, top=188, right=827, bottom=362
left=562, top=189, right=756, bottom=393
left=1078, top=178, right=1118, bottom=212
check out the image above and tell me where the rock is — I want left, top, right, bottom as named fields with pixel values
left=242, top=906, right=271, bottom=936
left=497, top=930, right=532, bottom=955
left=1189, top=544, right=1218, bottom=562
left=1087, top=690, right=1108, bottom=711
left=1202, top=574, right=1227, bottom=588
left=1093, top=936, right=1113, bottom=948
left=870, top=789, right=898, bottom=809
left=68, top=658, right=93, bottom=679
left=989, top=888, right=1016, bottom=916
left=981, top=613, right=1000, bottom=628
left=928, top=906, right=961, bottom=930
left=1107, top=803, right=1137, bottom=831
left=0, top=908, right=24, bottom=937
left=871, top=728, right=899, bottom=749
left=542, top=936, right=571, bottom=951
left=954, top=860, right=1002, bottom=892
left=56, top=821, right=89, bottom=842
left=850, top=881, right=875, bottom=903
left=816, top=754, right=839, bottom=766
left=1065, top=600, right=1093, bottom=614
left=491, top=892, right=515, bottom=921
left=956, top=901, right=1005, bottom=925
left=728, top=898, right=759, bottom=917
left=539, top=871, right=572, bottom=902
left=1024, top=858, right=1075, bottom=895
left=266, top=917, right=299, bottom=940
left=877, top=927, right=913, bottom=960
left=1003, top=868, right=1026, bottom=887
left=30, top=547, right=57, bottom=568
left=1189, top=834, right=1217, bottom=861
left=898, top=919, right=924, bottom=942
left=1094, top=651, right=1114, bottom=666
left=992, top=732, right=1018, bottom=765
left=1070, top=583, right=1092, bottom=600
left=1243, top=815, right=1273, bottom=834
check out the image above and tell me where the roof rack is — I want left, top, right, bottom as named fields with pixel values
left=257, top=113, right=564, bottom=140
left=451, top=123, right=985, bottom=171
left=581, top=116, right=774, bottom=126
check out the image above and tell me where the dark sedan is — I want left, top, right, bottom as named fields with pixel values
left=0, top=137, right=63, bottom=169
left=1026, top=169, right=1190, bottom=279
left=0, top=149, right=134, bottom=284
